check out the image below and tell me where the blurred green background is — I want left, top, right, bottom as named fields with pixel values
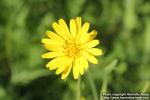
left=0, top=0, right=150, bottom=100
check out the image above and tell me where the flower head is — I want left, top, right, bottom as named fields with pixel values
left=41, top=17, right=102, bottom=79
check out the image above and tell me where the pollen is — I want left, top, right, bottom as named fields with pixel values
left=63, top=40, right=81, bottom=58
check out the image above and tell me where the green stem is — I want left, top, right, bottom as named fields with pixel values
left=100, top=77, right=107, bottom=100
left=87, top=70, right=99, bottom=100
left=77, top=77, right=81, bottom=100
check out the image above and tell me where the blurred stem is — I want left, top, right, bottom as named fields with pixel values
left=100, top=77, right=107, bottom=100
left=143, top=19, right=150, bottom=63
left=87, top=70, right=98, bottom=100
left=124, top=0, right=135, bottom=29
left=104, top=59, right=118, bottom=74
left=142, top=81, right=150, bottom=92
left=100, top=59, right=118, bottom=100
left=122, top=0, right=136, bottom=39
left=4, top=23, right=12, bottom=66
left=77, top=77, right=81, bottom=100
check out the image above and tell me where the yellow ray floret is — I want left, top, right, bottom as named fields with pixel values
left=41, top=17, right=102, bottom=80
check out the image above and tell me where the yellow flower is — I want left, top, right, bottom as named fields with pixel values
left=41, top=17, right=102, bottom=79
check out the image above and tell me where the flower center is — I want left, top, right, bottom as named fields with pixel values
left=63, top=40, right=81, bottom=58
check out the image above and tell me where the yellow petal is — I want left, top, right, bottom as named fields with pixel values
left=79, top=67, right=84, bottom=75
left=55, top=58, right=72, bottom=75
left=76, top=22, right=90, bottom=41
left=79, top=56, right=88, bottom=71
left=75, top=17, right=82, bottom=31
left=41, top=38, right=51, bottom=44
left=61, top=65, right=72, bottom=79
left=82, top=51, right=98, bottom=64
left=52, top=22, right=68, bottom=40
left=41, top=38, right=64, bottom=51
left=77, top=56, right=88, bottom=75
left=44, top=44, right=63, bottom=52
left=42, top=52, right=63, bottom=59
left=78, top=64, right=84, bottom=75
left=41, top=38, right=64, bottom=45
left=46, top=57, right=65, bottom=70
left=73, top=59, right=80, bottom=79
left=58, top=19, right=71, bottom=38
left=87, top=30, right=97, bottom=42
left=83, top=40, right=99, bottom=48
left=86, top=48, right=103, bottom=56
left=45, top=30, right=64, bottom=42
left=80, top=30, right=97, bottom=44
left=80, top=34, right=89, bottom=44
left=80, top=22, right=90, bottom=36
left=70, top=19, right=77, bottom=38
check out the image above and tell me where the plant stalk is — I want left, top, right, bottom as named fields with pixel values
left=77, top=77, right=81, bottom=100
